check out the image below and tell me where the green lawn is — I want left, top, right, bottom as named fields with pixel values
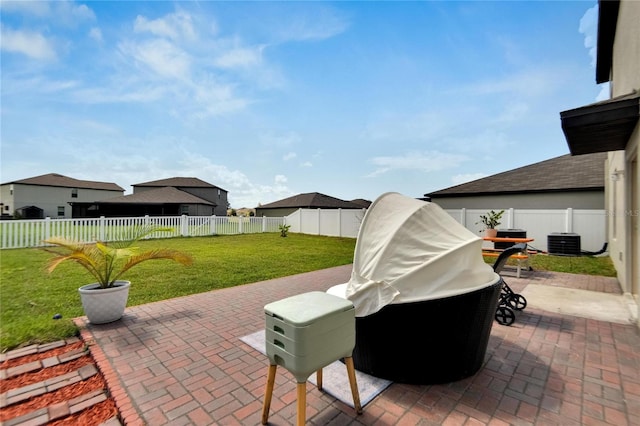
left=1, top=233, right=356, bottom=351
left=1, top=233, right=616, bottom=351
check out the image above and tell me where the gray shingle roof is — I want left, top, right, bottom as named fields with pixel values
left=134, top=177, right=225, bottom=191
left=3, top=173, right=124, bottom=192
left=259, top=192, right=364, bottom=209
left=98, top=187, right=213, bottom=205
left=426, top=152, right=606, bottom=198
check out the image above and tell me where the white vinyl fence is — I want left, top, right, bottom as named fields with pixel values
left=0, top=207, right=607, bottom=253
left=0, top=215, right=285, bottom=249
left=286, top=208, right=366, bottom=238
left=445, top=208, right=607, bottom=253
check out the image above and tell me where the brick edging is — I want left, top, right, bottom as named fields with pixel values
left=75, top=318, right=145, bottom=426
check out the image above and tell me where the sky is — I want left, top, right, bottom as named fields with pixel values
left=0, top=0, right=608, bottom=209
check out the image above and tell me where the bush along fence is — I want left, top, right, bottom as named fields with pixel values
left=0, top=215, right=286, bottom=249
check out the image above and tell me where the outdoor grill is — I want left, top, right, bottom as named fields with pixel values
left=327, top=192, right=502, bottom=384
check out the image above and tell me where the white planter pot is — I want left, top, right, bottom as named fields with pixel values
left=78, top=280, right=131, bottom=324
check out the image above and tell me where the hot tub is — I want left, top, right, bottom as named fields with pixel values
left=327, top=192, right=501, bottom=384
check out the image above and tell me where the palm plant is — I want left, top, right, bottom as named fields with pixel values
left=43, top=224, right=193, bottom=288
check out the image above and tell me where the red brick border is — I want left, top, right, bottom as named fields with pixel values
left=75, top=318, right=144, bottom=426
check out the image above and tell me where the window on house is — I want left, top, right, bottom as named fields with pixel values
left=218, top=189, right=221, bottom=199
left=4, top=205, right=8, bottom=211
left=180, top=205, right=189, bottom=215
left=57, top=206, right=65, bottom=216
left=71, top=188, right=78, bottom=198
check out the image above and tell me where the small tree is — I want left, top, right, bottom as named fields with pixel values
left=476, top=209, right=504, bottom=230
left=279, top=224, right=291, bottom=237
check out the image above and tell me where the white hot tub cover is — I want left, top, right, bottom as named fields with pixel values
left=332, top=192, right=498, bottom=317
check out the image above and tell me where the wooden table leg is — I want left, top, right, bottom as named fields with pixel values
left=344, top=357, right=362, bottom=414
left=261, top=364, right=277, bottom=425
left=316, top=369, right=323, bottom=391
left=296, top=382, right=306, bottom=426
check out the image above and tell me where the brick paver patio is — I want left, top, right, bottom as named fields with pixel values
left=78, top=265, right=640, bottom=425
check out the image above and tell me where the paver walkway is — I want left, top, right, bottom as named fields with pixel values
left=79, top=265, right=640, bottom=425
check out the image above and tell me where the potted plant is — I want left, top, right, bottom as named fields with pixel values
left=476, top=209, right=504, bottom=238
left=43, top=224, right=193, bottom=324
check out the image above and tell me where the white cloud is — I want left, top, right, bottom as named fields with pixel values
left=0, top=1, right=51, bottom=17
left=71, top=84, right=167, bottom=104
left=1, top=76, right=79, bottom=96
left=120, top=39, right=191, bottom=80
left=300, top=161, right=313, bottom=167
left=134, top=10, right=196, bottom=41
left=89, top=27, right=103, bottom=42
left=0, top=0, right=95, bottom=23
left=0, top=26, right=56, bottom=60
left=275, top=7, right=349, bottom=42
left=214, top=45, right=264, bottom=69
left=62, top=2, right=95, bottom=22
left=283, top=152, right=297, bottom=161
left=275, top=175, right=287, bottom=184
left=366, top=151, right=468, bottom=178
left=461, top=68, right=558, bottom=98
left=579, top=5, right=599, bottom=68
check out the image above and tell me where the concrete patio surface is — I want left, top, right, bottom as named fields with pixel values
left=79, top=265, right=640, bottom=425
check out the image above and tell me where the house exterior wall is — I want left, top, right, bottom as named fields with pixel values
left=134, top=186, right=228, bottom=216
left=429, top=191, right=604, bottom=210
left=0, top=184, right=123, bottom=219
left=185, top=203, right=215, bottom=216
left=607, top=0, right=639, bottom=322
left=180, top=187, right=228, bottom=216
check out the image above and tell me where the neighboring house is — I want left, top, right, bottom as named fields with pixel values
left=72, top=177, right=228, bottom=217
left=559, top=0, right=639, bottom=325
left=424, top=152, right=606, bottom=210
left=0, top=173, right=124, bottom=219
left=255, top=192, right=367, bottom=217
left=350, top=199, right=373, bottom=209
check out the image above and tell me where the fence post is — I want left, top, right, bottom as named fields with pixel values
left=181, top=215, right=188, bottom=236
left=44, top=217, right=51, bottom=242
left=317, top=208, right=321, bottom=235
left=460, top=208, right=466, bottom=227
left=99, top=216, right=106, bottom=241
left=508, top=208, right=515, bottom=228
left=338, top=208, right=342, bottom=237
left=262, top=216, right=266, bottom=232
left=210, top=215, right=216, bottom=235
left=566, top=208, right=574, bottom=232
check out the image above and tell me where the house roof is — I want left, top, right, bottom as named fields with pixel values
left=134, top=177, right=225, bottom=191
left=97, top=187, right=214, bottom=205
left=425, top=152, right=606, bottom=198
left=258, top=192, right=364, bottom=209
left=350, top=199, right=372, bottom=208
left=561, top=90, right=639, bottom=155
left=2, top=173, right=124, bottom=192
